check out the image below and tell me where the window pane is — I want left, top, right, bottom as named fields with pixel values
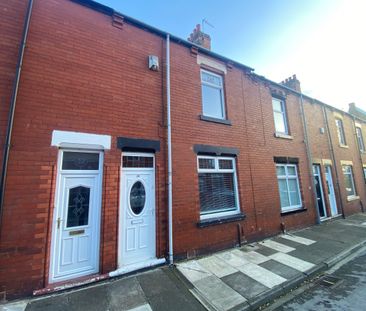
left=276, top=166, right=286, bottom=176
left=336, top=119, right=346, bottom=145
left=274, top=111, right=286, bottom=133
left=199, top=172, right=237, bottom=214
left=199, top=158, right=215, bottom=169
left=288, top=179, right=300, bottom=206
left=202, top=84, right=224, bottom=119
left=287, top=166, right=296, bottom=176
left=342, top=165, right=351, bottom=174
left=278, top=179, right=290, bottom=208
left=343, top=171, right=355, bottom=197
left=67, top=186, right=90, bottom=227
left=122, top=156, right=153, bottom=168
left=201, top=71, right=222, bottom=87
left=62, top=152, right=99, bottom=170
left=219, top=159, right=233, bottom=170
left=272, top=98, right=283, bottom=112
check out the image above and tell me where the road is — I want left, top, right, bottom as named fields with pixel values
left=268, top=250, right=366, bottom=311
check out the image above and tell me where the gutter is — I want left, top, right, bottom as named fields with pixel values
left=166, top=34, right=173, bottom=264
left=0, top=0, right=34, bottom=235
left=299, top=94, right=321, bottom=224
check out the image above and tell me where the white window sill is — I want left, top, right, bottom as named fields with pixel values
left=280, top=206, right=304, bottom=215
left=339, top=144, right=349, bottom=149
left=274, top=132, right=293, bottom=140
left=347, top=195, right=359, bottom=202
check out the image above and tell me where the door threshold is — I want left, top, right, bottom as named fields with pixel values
left=109, top=258, right=166, bottom=277
left=320, top=214, right=342, bottom=222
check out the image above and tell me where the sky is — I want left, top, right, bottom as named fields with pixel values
left=97, top=0, right=366, bottom=111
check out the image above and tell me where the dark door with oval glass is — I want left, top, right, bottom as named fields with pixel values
left=129, top=181, right=146, bottom=215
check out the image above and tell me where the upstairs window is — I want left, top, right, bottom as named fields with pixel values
left=356, top=127, right=365, bottom=152
left=197, top=156, right=240, bottom=219
left=272, top=97, right=288, bottom=134
left=201, top=70, right=225, bottom=119
left=342, top=165, right=356, bottom=198
left=335, top=119, right=346, bottom=146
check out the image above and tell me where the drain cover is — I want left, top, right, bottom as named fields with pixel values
left=317, top=275, right=343, bottom=288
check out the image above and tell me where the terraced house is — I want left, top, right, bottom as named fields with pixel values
left=1, top=0, right=365, bottom=300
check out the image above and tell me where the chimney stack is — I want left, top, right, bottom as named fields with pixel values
left=188, top=24, right=211, bottom=50
left=280, top=74, right=301, bottom=92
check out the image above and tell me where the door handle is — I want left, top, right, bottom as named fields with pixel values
left=57, top=217, right=62, bottom=229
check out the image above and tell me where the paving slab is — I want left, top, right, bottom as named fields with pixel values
left=25, top=295, right=69, bottom=311
left=215, top=251, right=250, bottom=267
left=197, top=255, right=237, bottom=278
left=68, top=285, right=110, bottom=311
left=193, top=275, right=247, bottom=311
left=176, top=260, right=211, bottom=283
left=138, top=268, right=205, bottom=311
left=269, top=252, right=315, bottom=272
left=254, top=245, right=279, bottom=257
left=259, top=240, right=295, bottom=253
left=221, top=272, right=269, bottom=300
left=236, top=249, right=269, bottom=264
left=108, top=277, right=147, bottom=311
left=128, top=305, right=152, bottom=311
left=279, top=234, right=316, bottom=245
left=259, top=260, right=302, bottom=280
left=236, top=262, right=287, bottom=288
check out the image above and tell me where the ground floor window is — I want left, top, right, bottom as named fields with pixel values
left=276, top=164, right=302, bottom=212
left=197, top=156, right=240, bottom=219
left=342, top=165, right=356, bottom=198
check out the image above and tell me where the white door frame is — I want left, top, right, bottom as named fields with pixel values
left=325, top=165, right=338, bottom=217
left=49, top=149, right=103, bottom=283
left=118, top=152, right=156, bottom=268
left=313, top=164, right=327, bottom=220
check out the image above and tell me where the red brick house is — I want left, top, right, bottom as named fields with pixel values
left=0, top=0, right=365, bottom=300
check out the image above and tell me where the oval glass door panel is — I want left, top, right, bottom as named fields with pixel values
left=130, top=181, right=146, bottom=215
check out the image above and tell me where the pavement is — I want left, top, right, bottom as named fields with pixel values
left=2, top=213, right=366, bottom=311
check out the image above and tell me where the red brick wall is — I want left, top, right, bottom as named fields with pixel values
left=169, top=47, right=316, bottom=258
left=0, top=0, right=167, bottom=299
left=324, top=108, right=366, bottom=215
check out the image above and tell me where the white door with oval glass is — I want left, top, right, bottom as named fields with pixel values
left=50, top=151, right=102, bottom=283
left=119, top=154, right=156, bottom=267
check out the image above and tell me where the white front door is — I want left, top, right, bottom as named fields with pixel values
left=119, top=153, right=156, bottom=267
left=50, top=151, right=103, bottom=283
left=325, top=165, right=338, bottom=216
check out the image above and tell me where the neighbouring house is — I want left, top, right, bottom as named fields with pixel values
left=1, top=0, right=365, bottom=300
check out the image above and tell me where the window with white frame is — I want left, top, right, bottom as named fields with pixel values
left=276, top=164, right=302, bottom=212
left=197, top=156, right=240, bottom=218
left=335, top=119, right=347, bottom=145
left=342, top=165, right=356, bottom=198
left=356, top=127, right=365, bottom=152
left=363, top=167, right=366, bottom=181
left=272, top=97, right=288, bottom=134
left=201, top=69, right=226, bottom=119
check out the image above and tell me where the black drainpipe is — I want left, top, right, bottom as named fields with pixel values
left=0, top=0, right=34, bottom=235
